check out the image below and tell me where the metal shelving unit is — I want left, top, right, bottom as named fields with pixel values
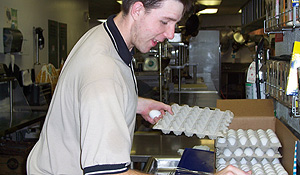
left=241, top=0, right=266, bottom=33
left=264, top=3, right=300, bottom=34
left=263, top=1, right=300, bottom=118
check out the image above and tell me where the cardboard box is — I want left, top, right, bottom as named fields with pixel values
left=216, top=99, right=298, bottom=175
left=0, top=140, right=34, bottom=175
left=0, top=155, right=26, bottom=175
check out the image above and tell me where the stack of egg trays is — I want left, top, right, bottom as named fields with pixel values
left=216, top=129, right=281, bottom=161
left=215, top=129, right=285, bottom=174
left=152, top=103, right=234, bottom=139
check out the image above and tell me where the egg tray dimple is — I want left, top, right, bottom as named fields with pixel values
left=152, top=104, right=234, bottom=139
left=216, top=161, right=288, bottom=175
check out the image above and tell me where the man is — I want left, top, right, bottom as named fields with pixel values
left=27, top=0, right=251, bottom=174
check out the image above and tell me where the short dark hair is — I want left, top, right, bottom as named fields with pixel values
left=122, top=0, right=193, bottom=15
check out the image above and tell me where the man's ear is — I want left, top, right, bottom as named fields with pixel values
left=130, top=1, right=144, bottom=20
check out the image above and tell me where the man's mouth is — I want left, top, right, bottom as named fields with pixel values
left=152, top=39, right=159, bottom=47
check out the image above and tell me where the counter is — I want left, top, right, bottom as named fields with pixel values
left=130, top=131, right=214, bottom=165
left=0, top=110, right=47, bottom=137
left=0, top=78, right=48, bottom=137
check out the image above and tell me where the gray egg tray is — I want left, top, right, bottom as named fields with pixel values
left=153, top=104, right=234, bottom=139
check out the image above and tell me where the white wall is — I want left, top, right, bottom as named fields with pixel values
left=0, top=0, right=89, bottom=70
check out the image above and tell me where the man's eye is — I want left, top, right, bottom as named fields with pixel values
left=161, top=21, right=168, bottom=25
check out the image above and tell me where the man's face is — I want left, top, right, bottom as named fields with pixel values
left=131, top=0, right=184, bottom=53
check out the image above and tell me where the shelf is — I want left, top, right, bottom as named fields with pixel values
left=241, top=0, right=266, bottom=34
left=242, top=16, right=265, bottom=34
left=0, top=77, right=15, bottom=82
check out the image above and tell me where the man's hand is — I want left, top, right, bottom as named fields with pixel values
left=136, top=97, right=173, bottom=124
left=215, top=165, right=252, bottom=175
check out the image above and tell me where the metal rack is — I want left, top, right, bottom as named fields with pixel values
left=291, top=67, right=300, bottom=118
left=263, top=2, right=300, bottom=118
left=264, top=5, right=300, bottom=34
left=264, top=55, right=300, bottom=118
left=265, top=59, right=293, bottom=108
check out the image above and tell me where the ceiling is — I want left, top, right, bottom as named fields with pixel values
left=88, top=0, right=249, bottom=24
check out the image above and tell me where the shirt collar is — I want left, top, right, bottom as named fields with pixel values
left=104, top=15, right=133, bottom=67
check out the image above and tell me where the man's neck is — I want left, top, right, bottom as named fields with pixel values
left=113, top=12, right=134, bottom=51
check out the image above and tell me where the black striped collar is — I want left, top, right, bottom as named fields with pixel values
left=104, top=15, right=133, bottom=67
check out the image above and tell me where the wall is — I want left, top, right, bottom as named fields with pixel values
left=274, top=31, right=300, bottom=135
left=200, top=14, right=255, bottom=64
left=221, top=46, right=254, bottom=63
left=201, top=14, right=242, bottom=28
left=0, top=0, right=89, bottom=71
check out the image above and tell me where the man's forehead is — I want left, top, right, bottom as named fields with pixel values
left=162, top=16, right=181, bottom=22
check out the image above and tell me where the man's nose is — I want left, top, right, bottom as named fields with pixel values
left=164, top=25, right=175, bottom=40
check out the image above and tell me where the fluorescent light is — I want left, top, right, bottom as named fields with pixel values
left=196, top=0, right=221, bottom=6
left=197, top=8, right=218, bottom=15
left=97, top=19, right=107, bottom=23
left=117, top=0, right=122, bottom=4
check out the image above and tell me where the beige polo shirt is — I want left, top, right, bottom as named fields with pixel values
left=27, top=16, right=138, bottom=175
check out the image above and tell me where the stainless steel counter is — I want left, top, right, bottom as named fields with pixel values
left=130, top=131, right=215, bottom=164
left=0, top=79, right=48, bottom=137
left=0, top=111, right=46, bottom=137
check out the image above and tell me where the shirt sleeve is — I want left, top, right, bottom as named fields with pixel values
left=79, top=78, right=132, bottom=174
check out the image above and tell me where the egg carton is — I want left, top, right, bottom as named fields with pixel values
left=216, top=160, right=288, bottom=175
left=216, top=147, right=282, bottom=161
left=216, top=129, right=282, bottom=150
left=152, top=104, right=234, bottom=139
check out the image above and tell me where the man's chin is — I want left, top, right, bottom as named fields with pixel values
left=139, top=48, right=151, bottom=53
